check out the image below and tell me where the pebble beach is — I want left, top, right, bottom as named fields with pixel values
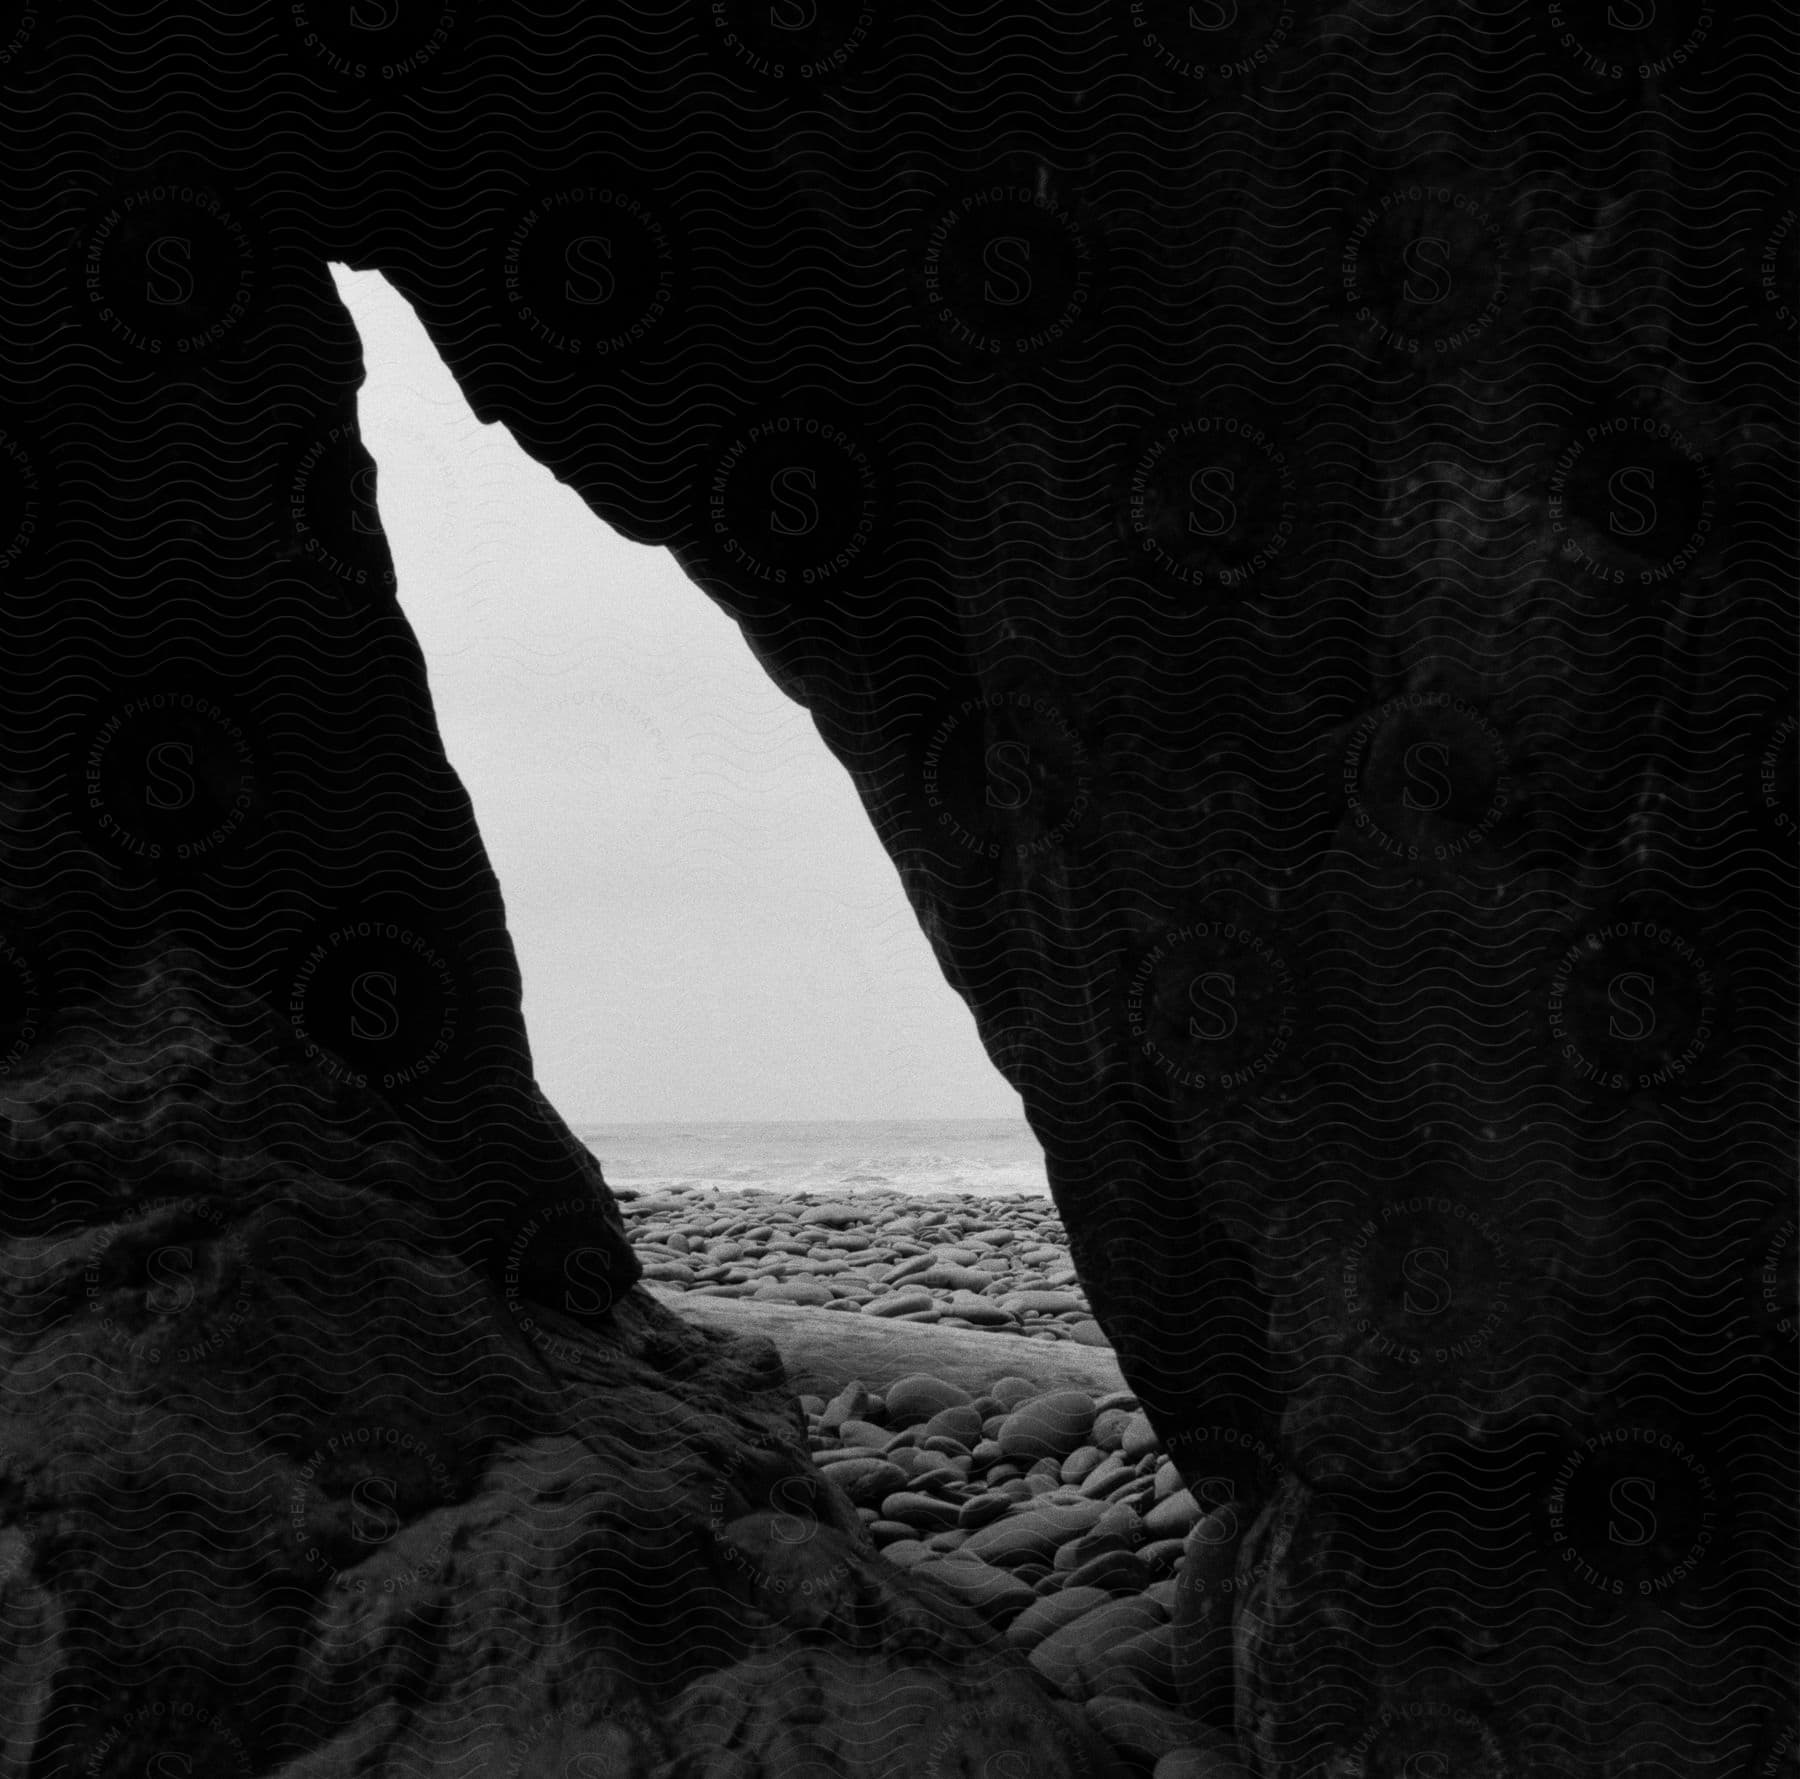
left=617, top=1183, right=1252, bottom=1779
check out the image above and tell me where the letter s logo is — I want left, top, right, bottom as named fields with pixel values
left=768, top=465, right=819, bottom=536
left=1402, top=234, right=1453, bottom=307
left=145, top=236, right=195, bottom=307
left=561, top=1247, right=615, bottom=1319
left=981, top=235, right=1033, bottom=306
left=1402, top=740, right=1454, bottom=812
left=350, top=0, right=402, bottom=28
left=983, top=1755, right=1033, bottom=1779
left=1192, top=1477, right=1239, bottom=1542
left=1607, top=1474, right=1658, bottom=1547
left=350, top=462, right=382, bottom=535
left=1401, top=1245, right=1453, bottom=1317
left=564, top=235, right=615, bottom=306
left=349, top=1475, right=402, bottom=1546
left=145, top=1244, right=198, bottom=1316
left=1606, top=0, right=1655, bottom=27
left=769, top=0, right=817, bottom=25
left=1188, top=971, right=1238, bottom=1042
left=1607, top=465, right=1657, bottom=537
left=1404, top=1756, right=1453, bottom=1779
left=147, top=1757, right=194, bottom=1779
left=766, top=1474, right=818, bottom=1547
left=1606, top=971, right=1657, bottom=1042
left=349, top=969, right=401, bottom=1043
left=1188, top=0, right=1239, bottom=27
left=144, top=740, right=196, bottom=810
left=1187, top=465, right=1238, bottom=536
left=985, top=740, right=1033, bottom=811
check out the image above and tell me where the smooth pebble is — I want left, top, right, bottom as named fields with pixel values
left=997, top=1389, right=1097, bottom=1463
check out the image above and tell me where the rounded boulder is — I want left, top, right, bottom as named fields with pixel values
left=989, top=1376, right=1041, bottom=1411
left=883, top=1373, right=973, bottom=1425
left=997, top=1390, right=1097, bottom=1464
left=1005, top=1584, right=1113, bottom=1652
left=1028, top=1594, right=1168, bottom=1699
left=921, top=1554, right=1037, bottom=1621
left=921, top=1403, right=986, bottom=1446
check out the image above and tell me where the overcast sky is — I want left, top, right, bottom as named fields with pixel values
left=330, top=265, right=1021, bottom=1128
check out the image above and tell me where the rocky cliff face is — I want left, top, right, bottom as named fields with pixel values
left=0, top=2, right=1792, bottom=1776
left=0, top=957, right=1124, bottom=1777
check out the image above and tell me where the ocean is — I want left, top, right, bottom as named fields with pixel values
left=571, top=1118, right=1053, bottom=1201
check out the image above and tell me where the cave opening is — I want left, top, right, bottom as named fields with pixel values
left=326, top=265, right=1044, bottom=1209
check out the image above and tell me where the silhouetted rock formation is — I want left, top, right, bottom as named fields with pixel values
left=0, top=962, right=1124, bottom=1776
left=0, top=2, right=1792, bottom=1774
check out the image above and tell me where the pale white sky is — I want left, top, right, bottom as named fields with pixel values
left=331, top=265, right=1021, bottom=1126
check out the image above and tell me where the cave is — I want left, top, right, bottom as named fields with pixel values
left=0, top=3, right=1793, bottom=1777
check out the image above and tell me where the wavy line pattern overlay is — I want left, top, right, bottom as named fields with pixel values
left=0, top=2, right=1792, bottom=1776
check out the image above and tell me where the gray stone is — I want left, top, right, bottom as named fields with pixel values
left=1060, top=1444, right=1108, bottom=1486
left=1028, top=1596, right=1169, bottom=1698
left=1077, top=1454, right=1133, bottom=1500
left=883, top=1373, right=974, bottom=1424
left=909, top=1265, right=996, bottom=1292
left=800, top=1202, right=864, bottom=1228
left=820, top=1380, right=870, bottom=1434
left=941, top=1294, right=1020, bottom=1328
left=1121, top=1411, right=1160, bottom=1460
left=961, top=1499, right=1111, bottom=1568
left=862, top=1290, right=936, bottom=1318
left=834, top=1419, right=893, bottom=1450
left=1000, top=1290, right=1087, bottom=1315
left=1179, top=1507, right=1246, bottom=1596
left=1089, top=1500, right=1147, bottom=1546
left=920, top=1556, right=1037, bottom=1622
left=1145, top=1578, right=1182, bottom=1616
left=819, top=1458, right=910, bottom=1508
left=879, top=1540, right=933, bottom=1569
left=1089, top=1620, right=1179, bottom=1698
left=1065, top=1549, right=1152, bottom=1595
left=753, top=1279, right=834, bottom=1306
left=989, top=1377, right=1041, bottom=1410
left=919, top=1432, right=975, bottom=1460
left=1004, top=1585, right=1113, bottom=1652
left=921, top=1404, right=986, bottom=1446
left=997, top=1390, right=1097, bottom=1464
left=1085, top=1695, right=1217, bottom=1764
left=1139, top=1538, right=1188, bottom=1578
left=1094, top=1393, right=1143, bottom=1415
left=1143, top=1489, right=1204, bottom=1540
left=882, top=1255, right=936, bottom=1284
left=957, top=1491, right=1016, bottom=1531
left=880, top=1492, right=963, bottom=1533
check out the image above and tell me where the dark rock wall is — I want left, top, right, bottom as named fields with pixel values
left=0, top=959, right=1129, bottom=1778
left=0, top=2, right=1792, bottom=1776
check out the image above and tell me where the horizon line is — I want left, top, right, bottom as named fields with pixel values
left=569, top=1115, right=1032, bottom=1127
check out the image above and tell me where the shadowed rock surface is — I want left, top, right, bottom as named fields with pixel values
left=0, top=962, right=1125, bottom=1777
left=0, top=1, right=1793, bottom=1775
